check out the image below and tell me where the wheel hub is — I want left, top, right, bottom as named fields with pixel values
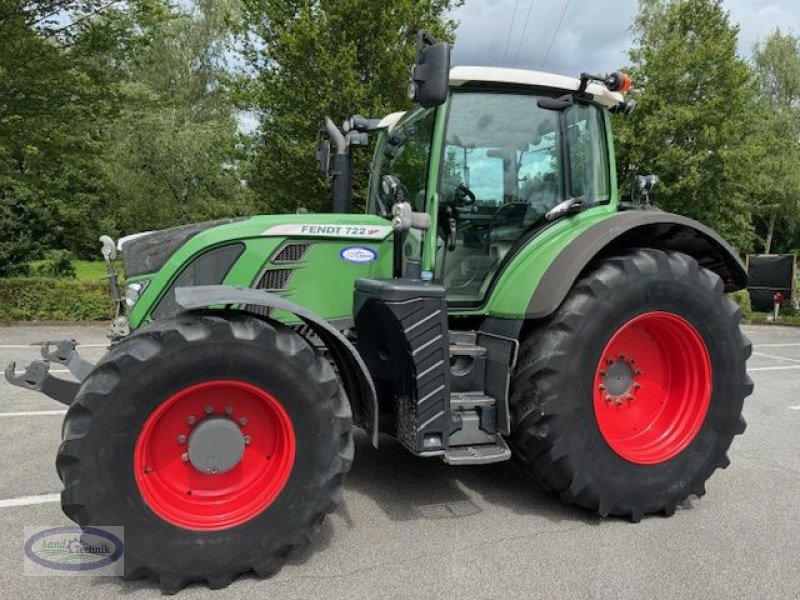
left=187, top=417, right=245, bottom=475
left=603, top=360, right=635, bottom=397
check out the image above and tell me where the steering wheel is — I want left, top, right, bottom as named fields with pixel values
left=454, top=183, right=476, bottom=207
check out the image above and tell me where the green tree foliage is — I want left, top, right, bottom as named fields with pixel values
left=101, top=0, right=256, bottom=235
left=613, top=0, right=758, bottom=251
left=751, top=30, right=800, bottom=253
left=0, top=0, right=252, bottom=274
left=240, top=0, right=460, bottom=214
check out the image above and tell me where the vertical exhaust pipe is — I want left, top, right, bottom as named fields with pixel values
left=325, top=117, right=352, bottom=213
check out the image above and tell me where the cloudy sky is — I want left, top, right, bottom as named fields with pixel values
left=449, top=0, right=799, bottom=77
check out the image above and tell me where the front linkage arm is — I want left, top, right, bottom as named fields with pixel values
left=5, top=339, right=97, bottom=406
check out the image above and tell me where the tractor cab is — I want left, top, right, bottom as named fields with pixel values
left=365, top=66, right=621, bottom=304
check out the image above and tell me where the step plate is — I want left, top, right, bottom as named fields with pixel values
left=443, top=435, right=512, bottom=465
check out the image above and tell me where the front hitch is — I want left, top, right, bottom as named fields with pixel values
left=5, top=360, right=79, bottom=406
left=5, top=340, right=98, bottom=406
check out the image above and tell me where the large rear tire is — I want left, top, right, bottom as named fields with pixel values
left=57, top=311, right=353, bottom=593
left=510, top=249, right=752, bottom=521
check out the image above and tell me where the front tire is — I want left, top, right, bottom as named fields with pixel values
left=510, top=249, right=752, bottom=521
left=57, top=311, right=353, bottom=593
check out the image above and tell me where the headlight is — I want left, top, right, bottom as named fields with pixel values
left=125, top=280, right=150, bottom=309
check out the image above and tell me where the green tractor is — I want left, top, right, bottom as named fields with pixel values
left=7, top=33, right=751, bottom=593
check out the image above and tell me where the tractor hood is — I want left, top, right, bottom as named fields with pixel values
left=119, top=214, right=393, bottom=278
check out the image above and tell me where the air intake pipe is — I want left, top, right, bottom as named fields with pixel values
left=325, top=117, right=352, bottom=214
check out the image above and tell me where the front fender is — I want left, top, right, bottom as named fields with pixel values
left=175, top=285, right=379, bottom=447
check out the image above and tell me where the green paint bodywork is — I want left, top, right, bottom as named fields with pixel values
left=126, top=97, right=623, bottom=329
left=127, top=214, right=394, bottom=329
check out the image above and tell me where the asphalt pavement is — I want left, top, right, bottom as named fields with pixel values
left=0, top=322, right=798, bottom=599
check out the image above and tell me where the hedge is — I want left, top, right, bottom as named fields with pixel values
left=728, top=289, right=753, bottom=322
left=0, top=277, right=114, bottom=322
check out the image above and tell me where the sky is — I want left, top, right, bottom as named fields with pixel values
left=448, top=0, right=800, bottom=77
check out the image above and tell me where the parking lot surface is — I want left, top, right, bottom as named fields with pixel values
left=0, top=322, right=798, bottom=599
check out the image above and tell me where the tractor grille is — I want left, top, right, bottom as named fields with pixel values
left=272, top=243, right=310, bottom=263
left=245, top=268, right=294, bottom=317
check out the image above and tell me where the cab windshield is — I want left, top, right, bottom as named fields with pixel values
left=438, top=91, right=610, bottom=302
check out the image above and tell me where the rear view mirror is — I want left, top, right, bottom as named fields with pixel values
left=409, top=31, right=451, bottom=109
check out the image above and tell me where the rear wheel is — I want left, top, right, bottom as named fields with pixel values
left=57, top=311, right=353, bottom=593
left=510, top=249, right=752, bottom=520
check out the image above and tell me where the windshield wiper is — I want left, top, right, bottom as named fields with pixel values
left=545, top=196, right=588, bottom=222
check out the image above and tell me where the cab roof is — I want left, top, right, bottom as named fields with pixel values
left=449, top=66, right=625, bottom=108
left=377, top=66, right=625, bottom=131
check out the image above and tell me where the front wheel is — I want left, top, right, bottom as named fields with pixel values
left=510, top=249, right=752, bottom=521
left=57, top=311, right=353, bottom=593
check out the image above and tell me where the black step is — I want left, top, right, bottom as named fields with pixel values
left=443, top=435, right=512, bottom=465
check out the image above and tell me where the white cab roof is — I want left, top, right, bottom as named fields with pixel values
left=378, top=66, right=625, bottom=130
left=449, top=66, right=624, bottom=107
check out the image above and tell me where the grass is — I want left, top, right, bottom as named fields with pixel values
left=28, top=259, right=120, bottom=282
left=749, top=311, right=800, bottom=326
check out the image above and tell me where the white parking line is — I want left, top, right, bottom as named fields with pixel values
left=749, top=365, right=800, bottom=372
left=753, top=352, right=800, bottom=364
left=790, top=406, right=800, bottom=411
left=0, top=493, right=60, bottom=509
left=754, top=343, right=800, bottom=348
left=0, top=344, right=106, bottom=349
left=0, top=410, right=66, bottom=418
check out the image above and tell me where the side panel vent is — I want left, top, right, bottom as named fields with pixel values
left=245, top=268, right=294, bottom=317
left=255, top=269, right=293, bottom=291
left=272, top=243, right=310, bottom=263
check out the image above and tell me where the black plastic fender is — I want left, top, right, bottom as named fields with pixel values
left=526, top=211, right=748, bottom=319
left=175, top=285, right=379, bottom=447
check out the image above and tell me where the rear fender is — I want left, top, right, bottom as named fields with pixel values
left=487, top=211, right=747, bottom=320
left=175, top=285, right=379, bottom=447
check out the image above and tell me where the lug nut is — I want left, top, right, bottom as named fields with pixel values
left=186, top=415, right=196, bottom=426
left=633, top=383, right=640, bottom=390
left=598, top=384, right=606, bottom=391
left=605, top=395, right=612, bottom=402
left=635, top=369, right=642, bottom=376
left=224, top=406, right=234, bottom=415
left=607, top=358, right=614, bottom=365
left=626, top=394, right=634, bottom=401
left=244, top=435, right=251, bottom=445
left=239, top=417, right=248, bottom=426
left=204, top=405, right=214, bottom=415
left=181, top=453, right=189, bottom=462
left=177, top=434, right=186, bottom=444
left=600, top=370, right=607, bottom=376
left=615, top=398, right=624, bottom=406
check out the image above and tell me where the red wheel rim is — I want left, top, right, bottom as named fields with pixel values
left=593, top=311, right=711, bottom=465
left=134, top=380, right=295, bottom=530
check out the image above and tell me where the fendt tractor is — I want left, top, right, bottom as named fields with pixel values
left=7, top=32, right=751, bottom=593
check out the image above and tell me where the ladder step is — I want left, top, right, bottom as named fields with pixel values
left=443, top=435, right=512, bottom=465
left=450, top=392, right=495, bottom=408
left=449, top=344, right=487, bottom=357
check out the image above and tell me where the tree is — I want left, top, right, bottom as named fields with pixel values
left=613, top=0, right=758, bottom=252
left=751, top=30, right=800, bottom=254
left=99, top=0, right=256, bottom=235
left=240, top=0, right=461, bottom=214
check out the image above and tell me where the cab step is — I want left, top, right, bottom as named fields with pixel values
left=443, top=435, right=512, bottom=465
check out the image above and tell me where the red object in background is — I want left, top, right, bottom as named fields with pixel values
left=774, top=292, right=785, bottom=305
